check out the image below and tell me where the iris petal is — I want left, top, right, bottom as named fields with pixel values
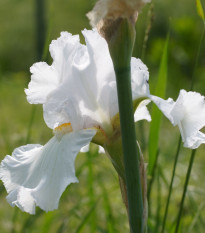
left=134, top=99, right=151, bottom=122
left=151, top=90, right=205, bottom=149
left=0, top=129, right=96, bottom=214
left=26, top=30, right=150, bottom=132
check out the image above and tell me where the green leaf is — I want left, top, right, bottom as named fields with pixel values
left=148, top=35, right=169, bottom=176
left=196, top=0, right=205, bottom=21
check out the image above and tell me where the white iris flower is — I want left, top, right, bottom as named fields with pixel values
left=151, top=90, right=205, bottom=149
left=0, top=29, right=150, bottom=214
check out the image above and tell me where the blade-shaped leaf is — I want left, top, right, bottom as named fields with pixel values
left=148, top=35, right=169, bottom=176
left=196, top=0, right=205, bottom=21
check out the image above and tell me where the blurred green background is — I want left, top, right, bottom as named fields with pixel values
left=0, top=0, right=205, bottom=232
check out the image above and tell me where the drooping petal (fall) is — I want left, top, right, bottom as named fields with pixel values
left=0, top=129, right=96, bottom=214
left=151, top=90, right=205, bottom=149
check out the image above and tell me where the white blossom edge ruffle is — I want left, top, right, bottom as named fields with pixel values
left=150, top=90, right=205, bottom=149
left=25, top=29, right=150, bottom=132
left=0, top=129, right=96, bottom=214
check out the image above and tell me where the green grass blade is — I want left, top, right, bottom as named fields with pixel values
left=154, top=169, right=162, bottom=233
left=147, top=149, right=159, bottom=201
left=56, top=221, right=67, bottom=233
left=11, top=208, right=18, bottom=233
left=148, top=35, right=169, bottom=176
left=187, top=193, right=205, bottom=229
left=20, top=209, right=43, bottom=233
left=35, top=0, right=46, bottom=60
left=161, top=137, right=181, bottom=233
left=158, top=166, right=169, bottom=188
left=141, top=3, right=154, bottom=60
left=99, top=179, right=116, bottom=233
left=187, top=202, right=205, bottom=233
left=174, top=149, right=197, bottom=233
left=196, top=0, right=205, bottom=21
left=87, top=149, right=97, bottom=232
left=25, top=105, right=36, bottom=144
left=41, top=212, right=57, bottom=233
left=74, top=201, right=98, bottom=233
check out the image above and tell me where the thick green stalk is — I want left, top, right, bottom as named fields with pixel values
left=174, top=149, right=196, bottom=233
left=108, top=19, right=144, bottom=233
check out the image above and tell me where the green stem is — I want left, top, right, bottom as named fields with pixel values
left=109, top=20, right=144, bottom=233
left=161, top=137, right=181, bottom=233
left=147, top=149, right=159, bottom=201
left=11, top=208, right=18, bottom=233
left=25, top=105, right=36, bottom=144
left=115, top=66, right=144, bottom=233
left=141, top=3, right=154, bottom=61
left=174, top=149, right=196, bottom=233
left=87, top=149, right=97, bottom=232
left=190, top=22, right=205, bottom=90
left=154, top=168, right=162, bottom=233
left=35, top=0, right=46, bottom=60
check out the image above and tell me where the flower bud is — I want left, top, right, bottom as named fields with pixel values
left=87, top=0, right=151, bottom=28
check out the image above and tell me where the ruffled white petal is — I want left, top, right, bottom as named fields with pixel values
left=26, top=29, right=150, bottom=134
left=134, top=99, right=151, bottom=122
left=0, top=129, right=96, bottom=214
left=26, top=62, right=59, bottom=104
left=151, top=90, right=205, bottom=149
left=40, top=29, right=116, bottom=131
left=49, top=32, right=80, bottom=76
left=25, top=32, right=80, bottom=105
left=150, top=95, right=175, bottom=124
left=131, top=58, right=150, bottom=99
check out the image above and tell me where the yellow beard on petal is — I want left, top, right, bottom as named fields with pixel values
left=53, top=123, right=73, bottom=140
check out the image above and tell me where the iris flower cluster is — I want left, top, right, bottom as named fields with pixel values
left=0, top=29, right=205, bottom=214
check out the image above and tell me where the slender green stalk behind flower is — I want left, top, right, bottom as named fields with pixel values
left=0, top=29, right=151, bottom=214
